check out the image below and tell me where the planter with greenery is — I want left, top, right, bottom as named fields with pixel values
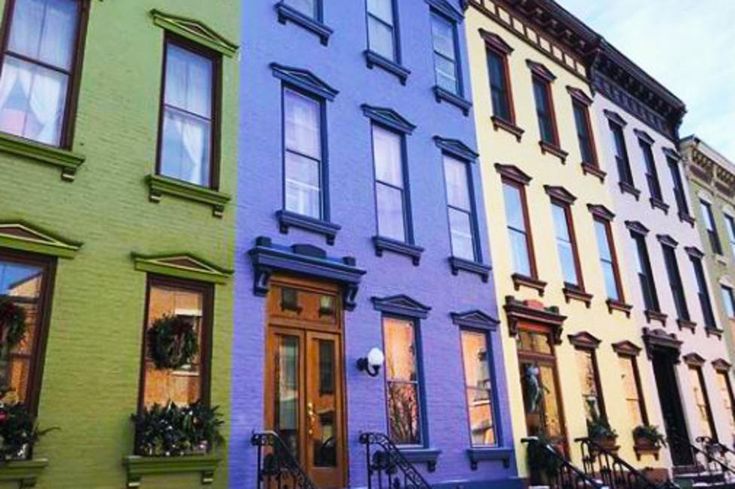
left=587, top=413, right=618, bottom=453
left=632, top=424, right=666, bottom=460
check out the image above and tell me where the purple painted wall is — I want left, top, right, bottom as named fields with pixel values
left=231, top=1, right=518, bottom=488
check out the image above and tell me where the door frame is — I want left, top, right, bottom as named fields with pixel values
left=263, top=274, right=348, bottom=487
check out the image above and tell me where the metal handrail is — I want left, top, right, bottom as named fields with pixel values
left=694, top=436, right=735, bottom=478
left=358, top=432, right=431, bottom=489
left=251, top=431, right=320, bottom=489
left=522, top=437, right=603, bottom=489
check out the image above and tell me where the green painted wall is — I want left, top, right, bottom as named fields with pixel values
left=0, top=1, right=239, bottom=488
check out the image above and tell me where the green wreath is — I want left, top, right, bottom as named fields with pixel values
left=147, top=315, right=198, bottom=370
left=0, top=299, right=27, bottom=350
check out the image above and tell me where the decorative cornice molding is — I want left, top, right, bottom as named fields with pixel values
left=150, top=10, right=238, bottom=57
left=712, top=358, right=732, bottom=372
left=566, top=86, right=593, bottom=106
left=656, top=234, right=678, bottom=248
left=625, top=220, right=650, bottom=236
left=611, top=340, right=642, bottom=357
left=587, top=204, right=615, bottom=221
left=495, top=163, right=532, bottom=185
left=642, top=327, right=682, bottom=361
left=634, top=129, right=655, bottom=146
left=425, top=0, right=464, bottom=22
left=362, top=105, right=416, bottom=134
left=479, top=29, right=513, bottom=54
left=131, top=252, right=232, bottom=284
left=682, top=353, right=706, bottom=367
left=603, top=109, right=627, bottom=127
left=372, top=294, right=432, bottom=319
left=271, top=63, right=339, bottom=101
left=504, top=296, right=566, bottom=344
left=433, top=136, right=479, bottom=161
left=0, top=221, right=82, bottom=259
left=685, top=246, right=704, bottom=260
left=544, top=185, right=576, bottom=205
left=451, top=310, right=499, bottom=331
left=526, top=59, right=556, bottom=82
left=568, top=331, right=601, bottom=350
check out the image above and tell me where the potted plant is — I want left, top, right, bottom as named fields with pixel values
left=633, top=424, right=666, bottom=460
left=587, top=412, right=618, bottom=453
left=0, top=393, right=56, bottom=461
left=131, top=400, right=224, bottom=457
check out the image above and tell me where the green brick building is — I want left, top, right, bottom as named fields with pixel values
left=0, top=1, right=238, bottom=487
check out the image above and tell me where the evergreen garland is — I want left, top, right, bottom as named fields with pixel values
left=0, top=299, right=27, bottom=350
left=0, top=400, right=56, bottom=461
left=147, top=315, right=198, bottom=370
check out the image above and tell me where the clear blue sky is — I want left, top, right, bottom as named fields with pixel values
left=560, top=0, right=735, bottom=161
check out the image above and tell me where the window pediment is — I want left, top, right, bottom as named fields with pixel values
left=712, top=358, right=732, bottom=372
left=682, top=352, right=706, bottom=367
left=271, top=63, right=339, bottom=101
left=603, top=109, right=627, bottom=127
left=568, top=331, right=601, bottom=349
left=526, top=60, right=556, bottom=82
left=634, top=129, right=655, bottom=145
left=625, top=220, right=650, bottom=236
left=566, top=86, right=593, bottom=106
left=372, top=294, right=431, bottom=319
left=656, top=234, right=678, bottom=248
left=685, top=246, right=704, bottom=259
left=434, top=136, right=478, bottom=161
left=426, top=0, right=464, bottom=22
left=544, top=185, right=576, bottom=204
left=495, top=163, right=531, bottom=185
left=0, top=221, right=82, bottom=258
left=150, top=10, right=238, bottom=57
left=131, top=252, right=232, bottom=284
left=362, top=105, right=415, bottom=134
left=480, top=29, right=513, bottom=54
left=451, top=310, right=499, bottom=330
left=587, top=204, right=615, bottom=221
left=611, top=340, right=642, bottom=357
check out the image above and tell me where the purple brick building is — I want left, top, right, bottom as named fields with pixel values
left=231, top=1, right=519, bottom=488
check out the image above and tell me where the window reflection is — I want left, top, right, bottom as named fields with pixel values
left=461, top=330, right=496, bottom=446
left=384, top=318, right=422, bottom=445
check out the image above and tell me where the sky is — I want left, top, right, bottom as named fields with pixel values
left=559, top=0, right=735, bottom=161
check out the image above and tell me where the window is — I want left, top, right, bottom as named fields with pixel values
left=725, top=215, right=735, bottom=258
left=594, top=218, right=623, bottom=301
left=0, top=0, right=85, bottom=147
left=503, top=181, right=534, bottom=277
left=716, top=371, right=735, bottom=436
left=532, top=76, right=557, bottom=145
left=575, top=349, right=605, bottom=423
left=461, top=329, right=496, bottom=446
left=662, top=244, right=690, bottom=321
left=689, top=366, right=716, bottom=439
left=609, top=122, right=633, bottom=186
left=700, top=200, right=722, bottom=255
left=157, top=38, right=218, bottom=188
left=721, top=285, right=735, bottom=319
left=284, top=88, right=324, bottom=219
left=690, top=253, right=717, bottom=329
left=372, top=125, right=408, bottom=242
left=284, top=0, right=320, bottom=20
left=551, top=202, right=582, bottom=288
left=383, top=317, right=423, bottom=446
left=443, top=155, right=477, bottom=261
left=618, top=355, right=647, bottom=428
left=430, top=12, right=459, bottom=95
left=139, top=276, right=212, bottom=409
left=572, top=101, right=596, bottom=165
left=667, top=157, right=689, bottom=217
left=367, top=0, right=397, bottom=61
left=630, top=231, right=660, bottom=313
left=487, top=48, right=512, bottom=122
left=0, top=250, right=54, bottom=414
left=640, top=141, right=663, bottom=202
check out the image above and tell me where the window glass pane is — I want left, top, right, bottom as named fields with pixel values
left=285, top=90, right=321, bottom=160
left=384, top=318, right=417, bottom=382
left=533, top=79, right=554, bottom=143
left=503, top=184, right=525, bottom=231
left=143, top=283, right=204, bottom=407
left=387, top=382, right=421, bottom=445
left=275, top=334, right=300, bottom=457
left=376, top=183, right=406, bottom=242
left=444, top=156, right=470, bottom=210
left=576, top=349, right=602, bottom=423
left=430, top=15, right=455, bottom=59
left=509, top=229, right=532, bottom=277
left=367, top=0, right=393, bottom=23
left=487, top=51, right=510, bottom=121
left=164, top=44, right=213, bottom=119
left=618, top=356, right=644, bottom=428
left=716, top=372, right=735, bottom=435
left=574, top=103, right=593, bottom=163
left=284, top=0, right=317, bottom=18
left=160, top=108, right=211, bottom=186
left=552, top=204, right=578, bottom=286
left=373, top=126, right=403, bottom=187
left=9, top=0, right=79, bottom=70
left=461, top=330, right=496, bottom=446
left=0, top=258, right=45, bottom=404
left=434, top=55, right=458, bottom=93
left=384, top=318, right=422, bottom=446
left=722, top=286, right=735, bottom=318
left=594, top=220, right=612, bottom=262
left=0, top=56, right=68, bottom=145
left=689, top=367, right=714, bottom=439
left=285, top=152, right=321, bottom=218
left=368, top=17, right=395, bottom=60
left=601, top=262, right=619, bottom=301
left=449, top=208, right=474, bottom=260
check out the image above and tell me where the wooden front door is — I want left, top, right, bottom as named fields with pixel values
left=516, top=324, right=567, bottom=454
left=265, top=276, right=346, bottom=489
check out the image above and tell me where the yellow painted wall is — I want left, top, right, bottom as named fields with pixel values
left=464, top=5, right=669, bottom=476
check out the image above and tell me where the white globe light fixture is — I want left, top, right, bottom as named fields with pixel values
left=357, top=347, right=385, bottom=377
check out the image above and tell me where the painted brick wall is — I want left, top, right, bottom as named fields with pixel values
left=0, top=1, right=239, bottom=488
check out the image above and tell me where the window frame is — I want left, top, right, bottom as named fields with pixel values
left=689, top=364, right=718, bottom=440
left=442, top=153, right=481, bottom=262
left=485, top=45, right=514, bottom=125
left=365, top=0, right=401, bottom=63
left=700, top=200, right=723, bottom=255
left=592, top=214, right=625, bottom=304
left=716, top=369, right=735, bottom=433
left=370, top=122, right=413, bottom=244
left=0, top=248, right=56, bottom=417
left=689, top=251, right=717, bottom=330
left=639, top=139, right=663, bottom=202
left=280, top=85, right=329, bottom=221
left=571, top=99, right=598, bottom=168
left=616, top=352, right=649, bottom=427
left=573, top=345, right=607, bottom=423
left=284, top=0, right=323, bottom=22
left=660, top=242, right=690, bottom=322
left=630, top=229, right=660, bottom=313
left=609, top=121, right=634, bottom=187
left=0, top=0, right=90, bottom=149
left=531, top=74, right=559, bottom=146
left=154, top=33, right=222, bottom=190
left=721, top=284, right=735, bottom=319
left=459, top=327, right=499, bottom=448
left=724, top=214, right=735, bottom=259
left=136, top=274, right=215, bottom=414
left=502, top=178, right=537, bottom=279
left=550, top=198, right=584, bottom=291
left=429, top=10, right=462, bottom=97
left=667, top=156, right=690, bottom=217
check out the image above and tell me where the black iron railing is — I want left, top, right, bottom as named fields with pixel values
left=358, top=432, right=431, bottom=489
left=694, top=436, right=735, bottom=480
left=576, top=437, right=676, bottom=489
left=251, top=431, right=319, bottom=489
left=521, top=437, right=603, bottom=489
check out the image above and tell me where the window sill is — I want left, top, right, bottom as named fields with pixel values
left=275, top=2, right=332, bottom=45
left=619, top=181, right=641, bottom=200
left=649, top=198, right=670, bottom=215
left=0, top=458, right=48, bottom=487
left=0, top=132, right=85, bottom=181
left=563, top=286, right=593, bottom=308
left=677, top=319, right=697, bottom=332
left=706, top=328, right=724, bottom=339
left=490, top=116, right=524, bottom=142
left=607, top=299, right=632, bottom=317
left=433, top=86, right=472, bottom=116
left=644, top=309, right=668, bottom=326
left=512, top=273, right=547, bottom=295
left=450, top=257, right=491, bottom=282
left=373, top=236, right=424, bottom=265
left=581, top=162, right=606, bottom=182
left=147, top=174, right=231, bottom=218
left=276, top=210, right=341, bottom=245
left=466, top=447, right=513, bottom=470
left=539, top=140, right=568, bottom=163
left=364, top=50, right=410, bottom=85
left=679, top=212, right=695, bottom=226
left=123, top=454, right=220, bottom=488
left=399, top=447, right=441, bottom=472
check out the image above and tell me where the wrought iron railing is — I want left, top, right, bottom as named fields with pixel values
left=358, top=432, right=431, bottom=489
left=251, top=431, right=319, bottom=489
left=521, top=437, right=603, bottom=489
left=576, top=437, right=676, bottom=489
left=694, top=436, right=735, bottom=481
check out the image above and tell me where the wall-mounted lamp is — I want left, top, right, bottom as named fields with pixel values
left=357, top=347, right=385, bottom=377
